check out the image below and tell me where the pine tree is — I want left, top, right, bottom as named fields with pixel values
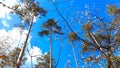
left=39, top=19, right=63, bottom=68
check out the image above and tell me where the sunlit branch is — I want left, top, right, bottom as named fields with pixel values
left=88, top=31, right=108, bottom=58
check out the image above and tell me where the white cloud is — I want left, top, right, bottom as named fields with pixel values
left=29, top=46, right=42, bottom=57
left=0, top=27, right=43, bottom=68
left=0, top=27, right=28, bottom=54
left=23, top=46, right=42, bottom=68
left=0, top=0, right=19, bottom=19
left=0, top=0, right=19, bottom=27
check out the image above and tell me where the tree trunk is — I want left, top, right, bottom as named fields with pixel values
left=16, top=16, right=34, bottom=68
left=49, top=28, right=52, bottom=68
left=31, top=56, right=33, bottom=68
left=71, top=42, right=79, bottom=68
left=107, top=50, right=114, bottom=68
left=107, top=59, right=112, bottom=68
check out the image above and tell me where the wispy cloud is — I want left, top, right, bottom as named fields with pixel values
left=29, top=46, right=42, bottom=57
left=0, top=27, right=28, bottom=54
left=0, top=0, right=19, bottom=19
left=0, top=0, right=19, bottom=27
left=1, top=20, right=9, bottom=27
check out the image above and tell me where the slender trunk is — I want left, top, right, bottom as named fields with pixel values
left=31, top=56, right=33, bottom=68
left=49, top=28, right=52, bottom=68
left=107, top=59, right=112, bottom=68
left=16, top=16, right=34, bottom=68
left=71, top=42, right=79, bottom=68
left=107, top=50, right=115, bottom=68
left=107, top=51, right=112, bottom=68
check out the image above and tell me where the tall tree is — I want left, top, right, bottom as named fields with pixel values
left=10, top=0, right=47, bottom=68
left=39, top=19, right=63, bottom=68
left=80, top=5, right=120, bottom=68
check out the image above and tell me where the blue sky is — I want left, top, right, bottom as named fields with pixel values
left=35, top=0, right=120, bottom=68
left=0, top=0, right=120, bottom=68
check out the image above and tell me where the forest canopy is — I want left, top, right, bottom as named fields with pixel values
left=0, top=0, right=120, bottom=68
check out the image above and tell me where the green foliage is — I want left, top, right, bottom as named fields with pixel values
left=39, top=30, right=50, bottom=36
left=21, top=0, right=34, bottom=3
left=68, top=32, right=78, bottom=42
left=114, top=34, right=120, bottom=43
left=42, top=19, right=57, bottom=29
left=0, top=48, right=27, bottom=68
left=35, top=52, right=55, bottom=68
left=112, top=17, right=120, bottom=26
left=83, top=23, right=93, bottom=31
left=12, top=1, right=47, bottom=23
left=107, top=5, right=120, bottom=16
left=82, top=42, right=97, bottom=53
left=107, top=5, right=118, bottom=16
left=1, top=0, right=120, bottom=67
left=79, top=4, right=120, bottom=67
left=39, top=19, right=63, bottom=37
left=82, top=42, right=90, bottom=53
